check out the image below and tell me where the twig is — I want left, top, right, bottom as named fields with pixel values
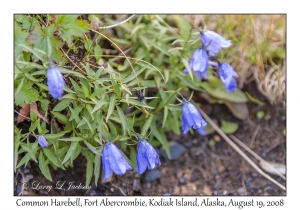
left=91, top=29, right=140, bottom=87
left=196, top=105, right=286, bottom=191
left=99, top=15, right=135, bottom=29
left=101, top=54, right=165, bottom=83
left=229, top=134, right=286, bottom=180
left=249, top=125, right=260, bottom=147
left=111, top=48, right=132, bottom=62
left=14, top=109, right=31, bottom=121
left=60, top=47, right=86, bottom=75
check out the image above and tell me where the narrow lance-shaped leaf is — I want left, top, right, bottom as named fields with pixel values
left=62, top=141, right=79, bottom=164
left=39, top=151, right=52, bottom=181
left=106, top=94, right=116, bottom=122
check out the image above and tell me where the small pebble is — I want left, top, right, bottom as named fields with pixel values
left=237, top=187, right=247, bottom=196
left=160, top=143, right=187, bottom=161
left=190, top=173, right=197, bottom=182
left=143, top=169, right=162, bottom=183
left=179, top=177, right=186, bottom=185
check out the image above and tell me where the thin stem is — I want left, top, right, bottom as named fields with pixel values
left=229, top=134, right=286, bottom=180
left=91, top=29, right=140, bottom=87
left=99, top=15, right=135, bottom=29
left=101, top=54, right=165, bottom=83
left=60, top=47, right=86, bottom=75
left=14, top=110, right=31, bottom=121
left=196, top=104, right=286, bottom=191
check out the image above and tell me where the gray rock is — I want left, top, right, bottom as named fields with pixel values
left=179, top=177, right=187, bottom=185
left=160, top=142, right=187, bottom=161
left=143, top=169, right=162, bottom=183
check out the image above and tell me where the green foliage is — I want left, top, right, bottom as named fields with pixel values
left=14, top=14, right=282, bottom=186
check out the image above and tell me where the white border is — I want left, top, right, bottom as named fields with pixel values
left=3, top=0, right=296, bottom=208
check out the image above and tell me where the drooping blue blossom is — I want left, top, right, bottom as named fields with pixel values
left=47, top=66, right=65, bottom=99
left=183, top=48, right=208, bottom=80
left=196, top=126, right=207, bottom=136
left=201, top=30, right=232, bottom=56
left=136, top=136, right=161, bottom=174
left=218, top=63, right=238, bottom=92
left=181, top=98, right=207, bottom=134
left=102, top=143, right=132, bottom=180
left=38, top=135, right=48, bottom=148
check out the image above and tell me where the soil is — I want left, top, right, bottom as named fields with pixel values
left=14, top=82, right=286, bottom=196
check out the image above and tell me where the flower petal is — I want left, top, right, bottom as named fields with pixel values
left=38, top=135, right=48, bottom=148
left=47, top=67, right=65, bottom=99
left=186, top=102, right=207, bottom=129
left=201, top=30, right=232, bottom=56
left=220, top=76, right=237, bottom=92
left=136, top=142, right=148, bottom=174
left=102, top=146, right=113, bottom=180
left=191, top=48, right=208, bottom=73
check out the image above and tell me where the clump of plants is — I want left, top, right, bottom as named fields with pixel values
left=14, top=14, right=248, bottom=186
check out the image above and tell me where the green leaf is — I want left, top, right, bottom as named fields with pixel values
left=154, top=88, right=180, bottom=113
left=162, top=107, right=168, bottom=128
left=58, top=67, right=86, bottom=79
left=141, top=115, right=153, bottom=136
left=62, top=93, right=78, bottom=100
left=81, top=150, right=94, bottom=186
left=43, top=148, right=64, bottom=169
left=69, top=78, right=84, bottom=97
left=16, top=154, right=31, bottom=169
left=14, top=24, right=29, bottom=60
left=176, top=74, right=203, bottom=91
left=94, top=154, right=101, bottom=186
left=20, top=15, right=39, bottom=31
left=82, top=117, right=95, bottom=133
left=52, top=99, right=71, bottom=112
left=29, top=119, right=38, bottom=132
left=14, top=79, right=38, bottom=106
left=84, top=141, right=102, bottom=155
left=106, top=94, right=116, bottom=122
left=56, top=15, right=92, bottom=45
left=84, top=39, right=93, bottom=51
left=21, top=144, right=37, bottom=163
left=44, top=131, right=70, bottom=142
left=123, top=68, right=146, bottom=83
left=69, top=105, right=83, bottom=124
left=150, top=123, right=171, bottom=159
left=39, top=152, right=52, bottom=181
left=173, top=15, right=192, bottom=41
left=32, top=24, right=63, bottom=63
left=53, top=146, right=69, bottom=158
left=220, top=120, right=238, bottom=134
left=51, top=111, right=69, bottom=124
left=40, top=99, right=50, bottom=111
left=15, top=77, right=25, bottom=96
left=116, top=106, right=129, bottom=135
left=94, top=44, right=102, bottom=62
left=120, top=98, right=154, bottom=109
left=140, top=36, right=170, bottom=56
left=62, top=141, right=78, bottom=164
left=245, top=91, right=265, bottom=105
left=201, top=77, right=248, bottom=103
left=59, top=137, right=83, bottom=142
left=92, top=99, right=108, bottom=113
left=129, top=146, right=137, bottom=172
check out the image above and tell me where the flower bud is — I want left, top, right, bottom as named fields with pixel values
left=38, top=135, right=48, bottom=148
left=47, top=66, right=65, bottom=99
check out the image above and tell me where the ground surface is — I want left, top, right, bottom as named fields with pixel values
left=14, top=82, right=286, bottom=196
